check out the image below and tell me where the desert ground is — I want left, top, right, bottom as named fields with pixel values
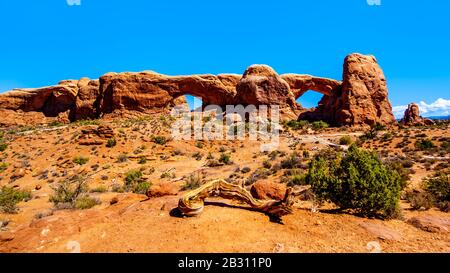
left=0, top=114, right=448, bottom=253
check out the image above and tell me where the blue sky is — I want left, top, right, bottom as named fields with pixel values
left=0, top=0, right=449, bottom=117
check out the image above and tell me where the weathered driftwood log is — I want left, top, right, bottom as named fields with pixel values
left=178, top=179, right=310, bottom=218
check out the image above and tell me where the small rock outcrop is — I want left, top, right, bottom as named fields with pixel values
left=400, top=103, right=435, bottom=126
left=78, top=125, right=115, bottom=146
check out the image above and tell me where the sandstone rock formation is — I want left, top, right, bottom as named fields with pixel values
left=400, top=103, right=435, bottom=126
left=0, top=53, right=396, bottom=127
left=78, top=125, right=115, bottom=146
left=299, top=53, right=396, bottom=126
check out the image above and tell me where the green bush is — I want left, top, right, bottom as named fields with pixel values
left=0, top=162, right=7, bottom=172
left=73, top=156, right=89, bottom=165
left=281, top=152, right=301, bottom=169
left=219, top=153, right=231, bottom=165
left=415, top=139, right=435, bottom=150
left=117, top=154, right=128, bottom=163
left=424, top=171, right=449, bottom=206
left=75, top=196, right=101, bottom=210
left=0, top=142, right=7, bottom=152
left=106, top=138, right=117, bottom=148
left=134, top=182, right=152, bottom=194
left=138, top=156, right=147, bottom=164
left=152, top=135, right=168, bottom=145
left=0, top=186, right=32, bottom=213
left=284, top=120, right=309, bottom=130
left=306, top=145, right=403, bottom=219
left=124, top=169, right=150, bottom=194
left=339, top=136, right=353, bottom=145
left=49, top=175, right=89, bottom=208
left=311, top=121, right=329, bottom=130
left=182, top=173, right=202, bottom=190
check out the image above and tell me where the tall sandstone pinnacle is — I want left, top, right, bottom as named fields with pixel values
left=299, top=53, right=396, bottom=126
left=0, top=53, right=396, bottom=127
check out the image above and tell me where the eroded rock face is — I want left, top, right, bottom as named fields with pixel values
left=0, top=53, right=397, bottom=127
left=400, top=103, right=435, bottom=126
left=299, top=53, right=396, bottom=126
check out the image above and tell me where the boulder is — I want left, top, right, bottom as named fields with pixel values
left=250, top=181, right=287, bottom=201
left=407, top=215, right=450, bottom=233
left=400, top=103, right=435, bottom=126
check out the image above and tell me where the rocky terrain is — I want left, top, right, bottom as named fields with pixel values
left=0, top=53, right=448, bottom=253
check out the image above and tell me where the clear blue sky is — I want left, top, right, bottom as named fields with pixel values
left=0, top=0, right=449, bottom=116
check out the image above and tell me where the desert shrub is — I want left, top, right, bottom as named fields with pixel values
left=49, top=175, right=88, bottom=205
left=73, top=156, right=89, bottom=165
left=138, top=156, right=147, bottom=164
left=90, top=186, right=108, bottom=193
left=117, top=154, right=128, bottom=163
left=311, top=121, right=329, bottom=130
left=133, top=182, right=152, bottom=194
left=339, top=136, right=353, bottom=145
left=424, top=172, right=450, bottom=208
left=384, top=158, right=413, bottom=188
left=284, top=169, right=307, bottom=187
left=0, top=142, right=7, bottom=152
left=192, top=152, right=203, bottom=161
left=195, top=141, right=204, bottom=149
left=373, top=123, right=386, bottom=131
left=306, top=145, right=403, bottom=219
left=284, top=120, right=309, bottom=130
left=302, top=150, right=310, bottom=159
left=0, top=162, right=7, bottom=172
left=281, top=152, right=301, bottom=169
left=219, top=153, right=231, bottom=164
left=152, top=135, right=168, bottom=145
left=262, top=160, right=272, bottom=169
left=182, top=173, right=202, bottom=190
left=415, top=139, right=435, bottom=150
left=381, top=132, right=393, bottom=141
left=0, top=186, right=32, bottom=213
left=74, top=196, right=101, bottom=210
left=106, top=138, right=117, bottom=148
left=124, top=169, right=148, bottom=193
left=49, top=175, right=100, bottom=210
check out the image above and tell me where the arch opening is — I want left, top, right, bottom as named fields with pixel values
left=184, top=94, right=203, bottom=112
left=296, top=90, right=325, bottom=109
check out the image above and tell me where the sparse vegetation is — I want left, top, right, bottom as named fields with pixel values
left=219, top=153, right=231, bottom=165
left=152, top=135, right=168, bottom=145
left=423, top=171, right=449, bottom=211
left=306, top=145, right=403, bottom=219
left=182, top=173, right=202, bottom=190
left=339, top=135, right=353, bottom=145
left=124, top=169, right=151, bottom=194
left=50, top=175, right=100, bottom=210
left=106, top=138, right=117, bottom=148
left=311, top=121, right=329, bottom=130
left=0, top=162, right=7, bottom=172
left=415, top=139, right=435, bottom=150
left=0, top=186, right=32, bottom=213
left=73, top=156, right=89, bottom=165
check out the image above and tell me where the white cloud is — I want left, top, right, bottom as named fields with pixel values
left=393, top=98, right=450, bottom=118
